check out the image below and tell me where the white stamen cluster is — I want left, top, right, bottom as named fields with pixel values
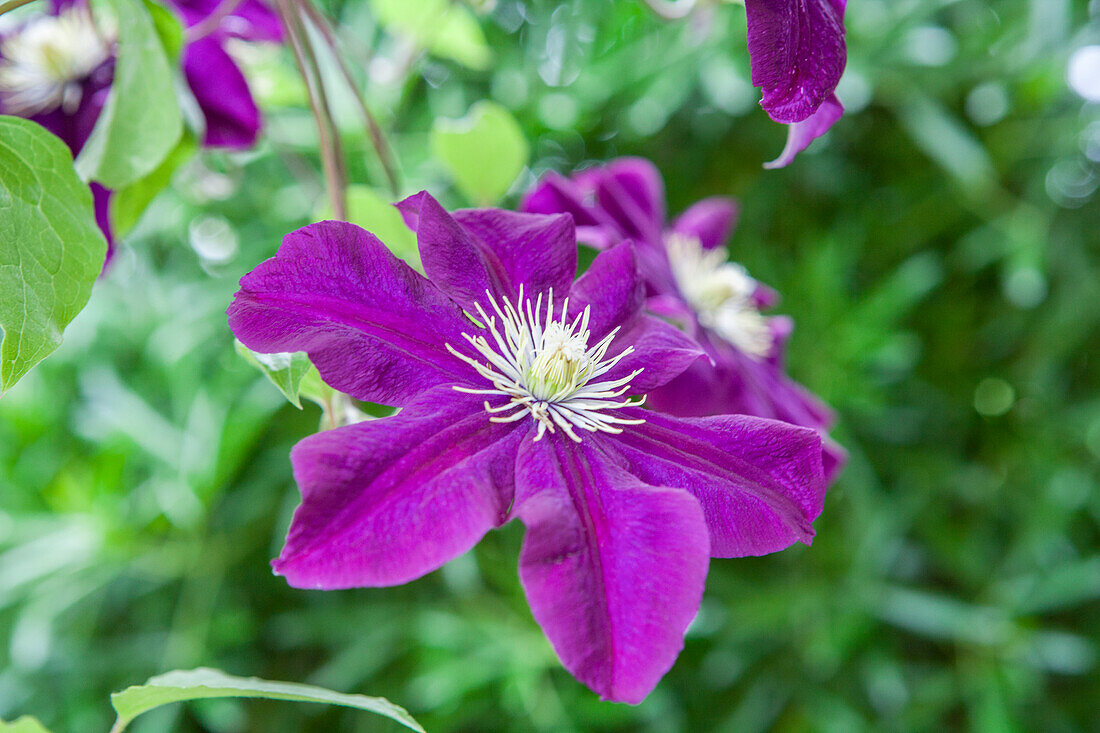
left=447, top=287, right=646, bottom=443
left=0, top=8, right=111, bottom=116
left=666, top=232, right=774, bottom=359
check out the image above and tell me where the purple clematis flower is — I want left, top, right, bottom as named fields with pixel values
left=0, top=0, right=281, bottom=250
left=228, top=192, right=828, bottom=703
left=171, top=0, right=284, bottom=149
left=744, top=0, right=847, bottom=166
left=523, top=158, right=845, bottom=482
left=0, top=2, right=115, bottom=239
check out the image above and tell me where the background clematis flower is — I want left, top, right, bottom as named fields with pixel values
left=228, top=192, right=828, bottom=703
left=0, top=0, right=282, bottom=251
left=744, top=0, right=847, bottom=166
left=523, top=157, right=846, bottom=482
left=170, top=0, right=284, bottom=149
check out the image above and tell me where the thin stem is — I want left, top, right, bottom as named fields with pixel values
left=297, top=1, right=401, bottom=198
left=185, top=0, right=247, bottom=42
left=275, top=0, right=346, bottom=219
left=291, top=5, right=349, bottom=205
left=0, top=0, right=38, bottom=18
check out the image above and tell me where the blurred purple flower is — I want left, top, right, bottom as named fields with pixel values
left=0, top=0, right=282, bottom=250
left=228, top=192, right=827, bottom=703
left=523, top=158, right=845, bottom=482
left=171, top=0, right=284, bottom=149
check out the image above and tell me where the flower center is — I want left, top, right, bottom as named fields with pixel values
left=446, top=287, right=646, bottom=443
left=665, top=232, right=774, bottom=359
left=0, top=8, right=111, bottom=116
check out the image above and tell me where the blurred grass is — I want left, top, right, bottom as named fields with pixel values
left=2, top=0, right=1099, bottom=730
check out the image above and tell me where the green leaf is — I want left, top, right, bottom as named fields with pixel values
left=110, top=667, right=425, bottom=733
left=110, top=133, right=198, bottom=238
left=0, top=116, right=109, bottom=395
left=0, top=717, right=52, bottom=733
left=75, top=0, right=183, bottom=189
left=234, top=340, right=333, bottom=410
left=315, top=185, right=420, bottom=268
left=430, top=101, right=529, bottom=205
left=143, top=0, right=185, bottom=61
left=429, top=7, right=492, bottom=70
left=370, top=0, right=491, bottom=69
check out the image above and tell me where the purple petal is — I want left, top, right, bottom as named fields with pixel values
left=649, top=329, right=831, bottom=421
left=745, top=0, right=846, bottom=124
left=591, top=158, right=667, bottom=244
left=647, top=327, right=845, bottom=482
left=567, top=243, right=703, bottom=391
left=614, top=408, right=826, bottom=557
left=92, top=183, right=114, bottom=265
left=671, top=197, right=739, bottom=250
left=522, top=173, right=627, bottom=251
left=607, top=315, right=706, bottom=393
left=25, top=60, right=114, bottom=155
left=567, top=242, right=644, bottom=341
left=397, top=191, right=511, bottom=311
left=228, top=220, right=476, bottom=405
left=451, top=208, right=577, bottom=302
left=274, top=389, right=523, bottom=589
left=514, top=435, right=710, bottom=704
left=183, top=37, right=261, bottom=149
left=764, top=93, right=845, bottom=169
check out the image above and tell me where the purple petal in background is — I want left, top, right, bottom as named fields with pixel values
left=183, top=37, right=261, bottom=149
left=614, top=408, right=826, bottom=557
left=91, top=183, right=114, bottom=259
left=228, top=220, right=475, bottom=405
left=275, top=389, right=524, bottom=589
left=671, top=197, right=740, bottom=250
left=745, top=0, right=847, bottom=124
left=514, top=435, right=710, bottom=704
left=764, top=93, right=845, bottom=169
left=25, top=59, right=113, bottom=155
left=591, top=158, right=667, bottom=244
left=567, top=242, right=645, bottom=340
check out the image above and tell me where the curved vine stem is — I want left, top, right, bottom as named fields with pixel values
left=274, top=0, right=347, bottom=220
left=0, top=0, right=38, bottom=17
left=298, top=1, right=402, bottom=198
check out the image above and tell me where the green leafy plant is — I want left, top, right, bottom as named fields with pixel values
left=0, top=116, right=108, bottom=394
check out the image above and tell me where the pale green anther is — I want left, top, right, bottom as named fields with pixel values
left=524, top=322, right=592, bottom=399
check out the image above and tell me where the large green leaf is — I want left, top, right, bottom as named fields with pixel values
left=0, top=718, right=51, bottom=733
left=430, top=101, right=529, bottom=205
left=75, top=0, right=183, bottom=189
left=0, top=116, right=108, bottom=394
left=110, top=668, right=425, bottom=732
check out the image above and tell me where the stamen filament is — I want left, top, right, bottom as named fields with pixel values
left=447, top=287, right=646, bottom=442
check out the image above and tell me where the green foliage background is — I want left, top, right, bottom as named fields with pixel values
left=2, top=0, right=1099, bottom=730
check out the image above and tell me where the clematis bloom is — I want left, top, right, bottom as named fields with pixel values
left=228, top=192, right=828, bottom=703
left=744, top=0, right=847, bottom=165
left=523, top=158, right=845, bottom=481
left=0, top=0, right=282, bottom=249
